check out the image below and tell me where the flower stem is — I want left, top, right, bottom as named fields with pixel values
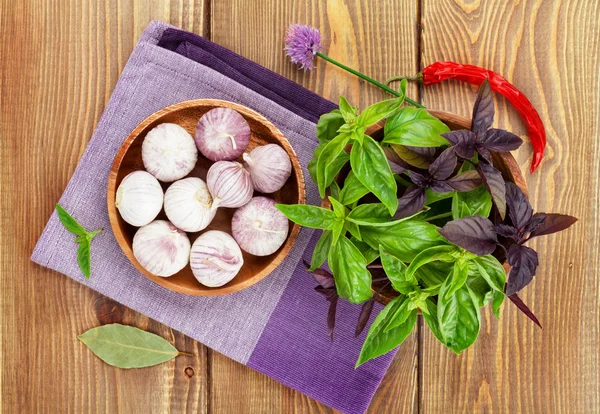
left=315, top=52, right=424, bottom=108
left=424, top=211, right=453, bottom=222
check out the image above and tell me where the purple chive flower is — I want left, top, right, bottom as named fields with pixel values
left=284, top=24, right=322, bottom=71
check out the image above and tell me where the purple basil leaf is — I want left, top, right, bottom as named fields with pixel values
left=408, top=171, right=429, bottom=188
left=476, top=161, right=507, bottom=219
left=428, top=147, right=457, bottom=180
left=327, top=295, right=339, bottom=341
left=529, top=213, right=578, bottom=238
left=471, top=80, right=494, bottom=135
left=505, top=182, right=533, bottom=230
left=314, top=285, right=338, bottom=300
left=523, top=213, right=546, bottom=236
left=442, top=131, right=477, bottom=160
left=355, top=297, right=376, bottom=337
left=508, top=293, right=542, bottom=328
left=438, top=216, right=498, bottom=255
left=394, top=186, right=426, bottom=219
left=495, top=223, right=518, bottom=240
left=429, top=180, right=454, bottom=193
left=480, top=128, right=523, bottom=152
left=445, top=170, right=482, bottom=192
left=304, top=260, right=336, bottom=288
left=382, top=146, right=410, bottom=174
left=477, top=147, right=492, bottom=163
left=506, top=244, right=539, bottom=295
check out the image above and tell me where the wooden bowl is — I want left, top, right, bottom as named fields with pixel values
left=323, top=109, right=527, bottom=305
left=107, top=99, right=306, bottom=296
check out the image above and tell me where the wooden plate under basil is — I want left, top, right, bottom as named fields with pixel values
left=107, top=99, right=306, bottom=296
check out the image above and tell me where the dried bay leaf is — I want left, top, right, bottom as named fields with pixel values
left=78, top=324, right=188, bottom=368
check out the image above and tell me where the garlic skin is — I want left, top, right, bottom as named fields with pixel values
left=164, top=177, right=216, bottom=232
left=132, top=220, right=191, bottom=277
left=142, top=123, right=198, bottom=182
left=206, top=161, right=253, bottom=209
left=231, top=197, right=289, bottom=256
left=195, top=108, right=251, bottom=161
left=116, top=171, right=164, bottom=227
left=243, top=144, right=292, bottom=193
left=190, top=230, right=244, bottom=287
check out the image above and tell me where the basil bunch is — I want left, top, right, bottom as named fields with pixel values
left=276, top=81, right=576, bottom=367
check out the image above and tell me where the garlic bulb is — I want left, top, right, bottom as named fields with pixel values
left=164, top=177, right=216, bottom=232
left=206, top=161, right=253, bottom=209
left=116, top=170, right=164, bottom=227
left=195, top=108, right=251, bottom=161
left=132, top=220, right=191, bottom=277
left=190, top=230, right=244, bottom=287
left=231, top=196, right=289, bottom=256
left=142, top=123, right=198, bottom=182
left=243, top=144, right=292, bottom=193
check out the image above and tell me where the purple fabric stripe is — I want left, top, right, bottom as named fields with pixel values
left=246, top=233, right=397, bottom=414
left=157, top=28, right=337, bottom=123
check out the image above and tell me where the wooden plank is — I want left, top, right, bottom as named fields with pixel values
left=420, top=1, right=600, bottom=412
left=0, top=1, right=208, bottom=412
left=210, top=0, right=419, bottom=412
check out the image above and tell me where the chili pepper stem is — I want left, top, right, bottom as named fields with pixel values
left=315, top=52, right=424, bottom=108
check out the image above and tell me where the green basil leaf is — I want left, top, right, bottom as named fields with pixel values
left=383, top=107, right=450, bottom=147
left=310, top=230, right=333, bottom=271
left=405, top=245, right=457, bottom=280
left=331, top=220, right=345, bottom=246
left=492, top=291, right=505, bottom=319
left=329, top=181, right=341, bottom=201
left=421, top=299, right=446, bottom=346
left=360, top=220, right=445, bottom=262
left=316, top=110, right=345, bottom=143
left=350, top=136, right=398, bottom=215
left=379, top=247, right=416, bottom=294
left=426, top=188, right=454, bottom=205
left=275, top=204, right=337, bottom=230
left=350, top=237, right=379, bottom=264
left=414, top=261, right=452, bottom=287
left=347, top=203, right=389, bottom=224
left=444, top=259, right=470, bottom=300
left=452, top=184, right=492, bottom=220
left=437, top=282, right=480, bottom=354
left=329, top=197, right=347, bottom=219
left=391, top=144, right=431, bottom=169
left=316, top=133, right=351, bottom=197
left=339, top=171, right=370, bottom=205
left=345, top=220, right=362, bottom=241
left=339, top=96, right=357, bottom=122
left=328, top=236, right=372, bottom=304
left=56, top=204, right=88, bottom=236
left=356, top=297, right=417, bottom=367
left=77, top=239, right=91, bottom=279
left=384, top=299, right=412, bottom=332
left=472, top=255, right=506, bottom=292
left=356, top=97, right=403, bottom=128
left=308, top=141, right=325, bottom=183
left=78, top=324, right=183, bottom=368
left=467, top=274, right=495, bottom=307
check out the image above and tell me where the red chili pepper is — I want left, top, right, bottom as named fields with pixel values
left=419, top=62, right=546, bottom=173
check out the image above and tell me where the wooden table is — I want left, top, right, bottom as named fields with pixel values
left=1, top=1, right=599, bottom=412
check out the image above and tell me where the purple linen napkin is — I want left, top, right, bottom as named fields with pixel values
left=31, top=21, right=397, bottom=414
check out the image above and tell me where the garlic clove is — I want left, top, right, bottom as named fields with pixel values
left=116, top=170, right=164, bottom=227
left=190, top=230, right=244, bottom=287
left=132, top=220, right=191, bottom=277
left=243, top=144, right=292, bottom=193
left=231, top=196, right=289, bottom=256
left=164, top=177, right=216, bottom=232
left=207, top=161, right=253, bottom=209
left=142, top=123, right=198, bottom=182
left=195, top=108, right=251, bottom=161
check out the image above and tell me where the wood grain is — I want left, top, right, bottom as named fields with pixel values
left=0, top=1, right=208, bottom=413
left=210, top=0, right=420, bottom=412
left=1, top=0, right=599, bottom=412
left=420, top=1, right=600, bottom=412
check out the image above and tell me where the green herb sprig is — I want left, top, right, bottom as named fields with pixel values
left=56, top=204, right=102, bottom=279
